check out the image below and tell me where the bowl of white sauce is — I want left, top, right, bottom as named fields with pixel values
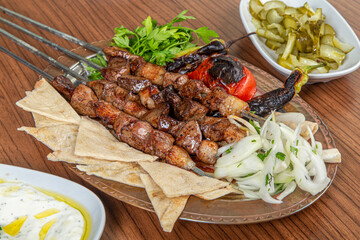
left=0, top=164, right=106, bottom=240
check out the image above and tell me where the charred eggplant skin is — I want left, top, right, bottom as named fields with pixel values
left=248, top=66, right=319, bottom=116
left=165, top=40, right=228, bottom=74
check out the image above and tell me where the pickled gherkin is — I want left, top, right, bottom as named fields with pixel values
left=249, top=0, right=354, bottom=73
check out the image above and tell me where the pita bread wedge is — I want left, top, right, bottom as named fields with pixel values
left=140, top=174, right=189, bottom=232
left=195, top=185, right=241, bottom=200
left=75, top=117, right=157, bottom=162
left=47, top=145, right=113, bottom=165
left=16, top=78, right=80, bottom=124
left=139, top=161, right=229, bottom=198
left=18, top=124, right=78, bottom=151
left=77, top=162, right=146, bottom=188
left=32, top=112, right=69, bottom=128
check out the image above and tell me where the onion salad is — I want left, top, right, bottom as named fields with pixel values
left=214, top=112, right=341, bottom=204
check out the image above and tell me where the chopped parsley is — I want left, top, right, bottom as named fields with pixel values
left=237, top=162, right=242, bottom=167
left=265, top=173, right=273, bottom=185
left=241, top=172, right=256, bottom=178
left=251, top=139, right=256, bottom=142
left=257, top=148, right=272, bottom=161
left=272, top=139, right=275, bottom=144
left=224, top=146, right=232, bottom=154
left=276, top=152, right=286, bottom=161
left=290, top=146, right=298, bottom=157
left=312, top=150, right=317, bottom=155
left=249, top=119, right=261, bottom=134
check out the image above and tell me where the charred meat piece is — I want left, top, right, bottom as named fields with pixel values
left=94, top=100, right=122, bottom=125
left=113, top=110, right=137, bottom=134
left=87, top=80, right=129, bottom=110
left=117, top=75, right=151, bottom=93
left=224, top=124, right=247, bottom=143
left=199, top=116, right=226, bottom=142
left=52, top=75, right=75, bottom=101
left=140, top=103, right=170, bottom=128
left=165, top=146, right=195, bottom=170
left=178, top=79, right=210, bottom=101
left=123, top=101, right=148, bottom=118
left=175, top=120, right=202, bottom=155
left=152, top=130, right=175, bottom=159
left=120, top=121, right=154, bottom=154
left=139, top=85, right=160, bottom=109
left=136, top=62, right=166, bottom=85
left=163, top=72, right=188, bottom=89
left=218, top=95, right=249, bottom=117
left=101, top=57, right=130, bottom=82
left=199, top=116, right=246, bottom=143
left=200, top=86, right=228, bottom=111
left=158, top=115, right=185, bottom=136
left=70, top=84, right=98, bottom=117
left=174, top=98, right=208, bottom=121
left=125, top=91, right=140, bottom=102
left=197, top=140, right=218, bottom=165
left=103, top=46, right=146, bottom=73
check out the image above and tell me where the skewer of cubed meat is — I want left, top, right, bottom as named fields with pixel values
left=52, top=76, right=197, bottom=170
left=85, top=79, right=223, bottom=164
left=102, top=46, right=249, bottom=117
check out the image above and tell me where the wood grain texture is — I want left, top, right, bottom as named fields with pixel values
left=0, top=0, right=359, bottom=239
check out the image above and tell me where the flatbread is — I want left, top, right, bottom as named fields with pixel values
left=75, top=117, right=157, bottom=162
left=16, top=78, right=80, bottom=124
left=77, top=162, right=146, bottom=188
left=195, top=185, right=241, bottom=200
left=47, top=145, right=113, bottom=165
left=140, top=174, right=189, bottom=232
left=32, top=112, right=69, bottom=128
left=139, top=161, right=229, bottom=198
left=18, top=124, right=78, bottom=151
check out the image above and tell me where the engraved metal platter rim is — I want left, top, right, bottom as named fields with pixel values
left=43, top=40, right=338, bottom=224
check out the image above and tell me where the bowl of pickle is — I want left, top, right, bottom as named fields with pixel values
left=240, top=0, right=360, bottom=83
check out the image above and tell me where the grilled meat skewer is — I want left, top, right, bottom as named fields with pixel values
left=86, top=79, right=221, bottom=164
left=53, top=76, right=198, bottom=170
left=103, top=46, right=249, bottom=117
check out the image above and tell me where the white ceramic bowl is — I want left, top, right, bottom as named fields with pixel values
left=239, top=0, right=360, bottom=83
left=0, top=163, right=106, bottom=240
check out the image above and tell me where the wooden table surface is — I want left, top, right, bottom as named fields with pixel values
left=0, top=0, right=359, bottom=239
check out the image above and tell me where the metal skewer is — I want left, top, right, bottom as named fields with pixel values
left=0, top=46, right=54, bottom=81
left=0, top=8, right=212, bottom=177
left=0, top=6, right=103, bottom=55
left=0, top=17, right=102, bottom=71
left=0, top=28, right=87, bottom=83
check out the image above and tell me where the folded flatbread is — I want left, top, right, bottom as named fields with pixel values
left=140, top=174, right=189, bottom=232
left=16, top=78, right=80, bottom=124
left=32, top=112, right=69, bottom=128
left=195, top=185, right=241, bottom=200
left=77, top=162, right=146, bottom=188
left=18, top=124, right=78, bottom=151
left=139, top=161, right=229, bottom=198
left=75, top=117, right=157, bottom=162
left=47, top=145, right=113, bottom=165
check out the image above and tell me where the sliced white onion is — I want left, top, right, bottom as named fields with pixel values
left=228, top=115, right=257, bottom=135
left=276, top=181, right=297, bottom=200
left=215, top=135, right=262, bottom=168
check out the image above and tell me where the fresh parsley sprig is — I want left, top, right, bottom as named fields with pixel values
left=111, top=10, right=219, bottom=66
